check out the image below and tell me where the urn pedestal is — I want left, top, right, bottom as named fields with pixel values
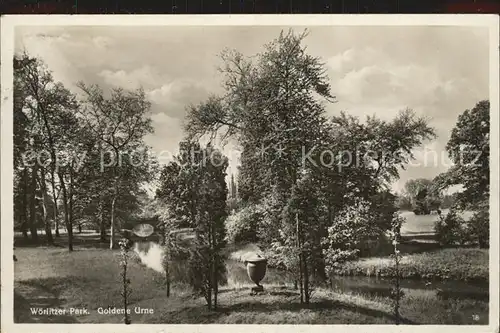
left=244, top=253, right=267, bottom=294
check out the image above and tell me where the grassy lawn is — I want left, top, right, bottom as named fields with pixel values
left=332, top=248, right=489, bottom=284
left=399, top=209, right=474, bottom=236
left=13, top=242, right=489, bottom=324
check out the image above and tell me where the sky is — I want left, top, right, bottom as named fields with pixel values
left=14, top=25, right=490, bottom=193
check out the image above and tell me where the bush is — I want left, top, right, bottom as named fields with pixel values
left=434, top=204, right=489, bottom=248
left=466, top=208, right=489, bottom=248
left=323, top=199, right=387, bottom=275
left=358, top=232, right=393, bottom=257
left=434, top=208, right=466, bottom=246
left=396, top=195, right=412, bottom=211
left=225, top=204, right=262, bottom=244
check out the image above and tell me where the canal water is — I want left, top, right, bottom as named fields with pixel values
left=134, top=241, right=489, bottom=304
left=225, top=259, right=488, bottom=302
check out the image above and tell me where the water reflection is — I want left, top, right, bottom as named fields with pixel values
left=134, top=241, right=488, bottom=303
left=226, top=259, right=488, bottom=301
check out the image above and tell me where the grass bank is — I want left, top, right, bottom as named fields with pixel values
left=13, top=243, right=489, bottom=324
left=332, top=248, right=489, bottom=284
left=228, top=242, right=489, bottom=284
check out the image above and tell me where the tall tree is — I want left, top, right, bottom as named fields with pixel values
left=184, top=29, right=436, bottom=303
left=14, top=54, right=81, bottom=249
left=77, top=83, right=154, bottom=249
left=13, top=56, right=33, bottom=241
left=185, top=29, right=333, bottom=304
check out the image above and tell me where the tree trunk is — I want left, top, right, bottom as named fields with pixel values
left=296, top=213, right=303, bottom=304
left=28, top=165, right=39, bottom=243
left=165, top=262, right=171, bottom=297
left=213, top=270, right=218, bottom=310
left=212, top=224, right=218, bottom=311
left=69, top=167, right=74, bottom=235
left=122, top=260, right=131, bottom=324
left=163, top=226, right=171, bottom=297
left=21, top=226, right=28, bottom=240
left=50, top=170, right=60, bottom=237
left=110, top=195, right=117, bottom=249
left=303, top=251, right=310, bottom=304
left=21, top=169, right=29, bottom=240
left=314, top=248, right=327, bottom=283
left=207, top=266, right=212, bottom=311
left=207, top=286, right=212, bottom=311
left=39, top=168, right=54, bottom=246
left=59, top=172, right=73, bottom=251
left=98, top=195, right=106, bottom=241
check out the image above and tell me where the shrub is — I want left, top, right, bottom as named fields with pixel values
left=323, top=199, right=386, bottom=275
left=225, top=204, right=262, bottom=244
left=434, top=208, right=466, bottom=246
left=357, top=233, right=393, bottom=257
left=466, top=207, right=489, bottom=248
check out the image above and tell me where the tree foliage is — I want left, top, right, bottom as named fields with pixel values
left=184, top=29, right=436, bottom=304
left=14, top=53, right=80, bottom=248
left=13, top=53, right=157, bottom=251
left=402, top=178, right=442, bottom=215
left=435, top=100, right=490, bottom=209
left=434, top=100, right=490, bottom=248
left=77, top=82, right=155, bottom=249
left=156, top=141, right=228, bottom=310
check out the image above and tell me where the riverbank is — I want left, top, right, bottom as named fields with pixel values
left=12, top=231, right=490, bottom=325
left=13, top=246, right=488, bottom=324
left=333, top=248, right=488, bottom=284
left=229, top=243, right=489, bottom=284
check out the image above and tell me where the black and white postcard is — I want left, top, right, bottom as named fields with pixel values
left=1, top=14, right=498, bottom=333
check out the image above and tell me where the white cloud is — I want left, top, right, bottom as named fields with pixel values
left=328, top=47, right=387, bottom=74
left=15, top=26, right=489, bottom=191
left=147, top=80, right=209, bottom=116
left=335, top=61, right=444, bottom=107
left=98, top=66, right=160, bottom=91
left=92, top=36, right=111, bottom=48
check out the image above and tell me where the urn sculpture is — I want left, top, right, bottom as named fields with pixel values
left=244, top=253, right=267, bottom=292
